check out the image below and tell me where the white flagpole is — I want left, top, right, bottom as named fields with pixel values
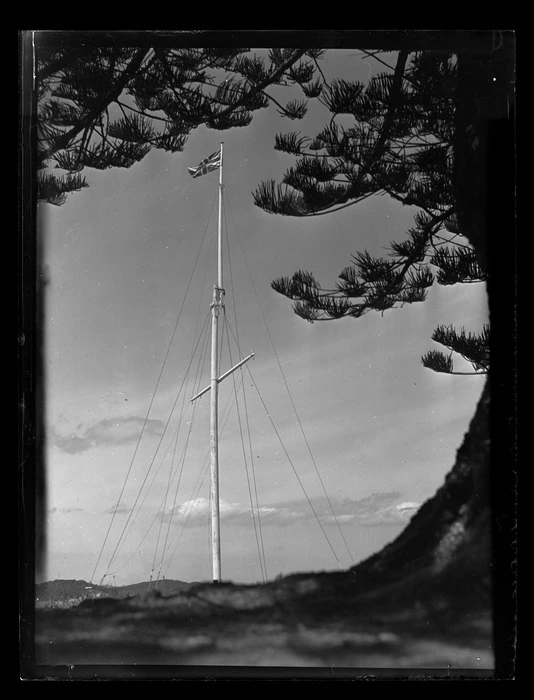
left=210, top=142, right=224, bottom=582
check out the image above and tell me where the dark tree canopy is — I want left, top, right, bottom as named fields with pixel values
left=36, top=46, right=326, bottom=205
left=251, top=50, right=490, bottom=375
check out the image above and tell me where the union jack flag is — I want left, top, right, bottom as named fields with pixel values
left=188, top=149, right=221, bottom=178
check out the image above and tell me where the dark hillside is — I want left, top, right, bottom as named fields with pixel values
left=36, top=579, right=110, bottom=604
left=117, top=579, right=196, bottom=597
left=35, top=578, right=194, bottom=607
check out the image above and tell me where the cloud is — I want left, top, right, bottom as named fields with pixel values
left=105, top=502, right=132, bottom=515
left=51, top=415, right=165, bottom=454
left=160, top=496, right=305, bottom=528
left=396, top=501, right=420, bottom=515
left=161, top=492, right=420, bottom=529
left=321, top=493, right=420, bottom=526
left=47, top=506, right=84, bottom=514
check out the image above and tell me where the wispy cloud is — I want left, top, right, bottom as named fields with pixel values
left=160, top=497, right=305, bottom=527
left=321, top=492, right=420, bottom=526
left=51, top=415, right=165, bottom=454
left=105, top=501, right=132, bottom=515
left=160, top=491, right=419, bottom=529
left=48, top=506, right=84, bottom=514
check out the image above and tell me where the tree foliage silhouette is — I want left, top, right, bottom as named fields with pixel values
left=37, top=46, right=325, bottom=205
left=252, top=50, right=489, bottom=375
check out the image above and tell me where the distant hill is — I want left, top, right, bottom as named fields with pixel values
left=36, top=578, right=196, bottom=608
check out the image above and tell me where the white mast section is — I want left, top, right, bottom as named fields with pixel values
left=209, top=141, right=224, bottom=583
left=190, top=142, right=254, bottom=583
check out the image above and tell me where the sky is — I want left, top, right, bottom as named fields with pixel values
left=38, top=48, right=488, bottom=586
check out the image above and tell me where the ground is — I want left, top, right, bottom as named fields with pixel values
left=34, top=564, right=492, bottom=676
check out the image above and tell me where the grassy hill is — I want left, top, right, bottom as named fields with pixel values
left=35, top=578, right=195, bottom=608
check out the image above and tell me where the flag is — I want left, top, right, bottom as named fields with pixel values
left=188, top=149, right=221, bottom=178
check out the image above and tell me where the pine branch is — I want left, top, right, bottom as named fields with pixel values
left=362, top=51, right=409, bottom=168
left=37, top=46, right=91, bottom=84
left=421, top=350, right=453, bottom=373
left=116, top=100, right=175, bottom=124
left=38, top=171, right=88, bottom=206
left=270, top=203, right=456, bottom=324
left=421, top=349, right=487, bottom=375
left=430, top=247, right=487, bottom=285
left=207, top=48, right=309, bottom=122
left=255, top=50, right=410, bottom=218
left=279, top=99, right=308, bottom=119
left=430, top=324, right=490, bottom=372
left=274, top=131, right=309, bottom=155
left=38, top=48, right=151, bottom=167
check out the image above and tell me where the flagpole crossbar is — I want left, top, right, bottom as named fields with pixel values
left=190, top=352, right=255, bottom=403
